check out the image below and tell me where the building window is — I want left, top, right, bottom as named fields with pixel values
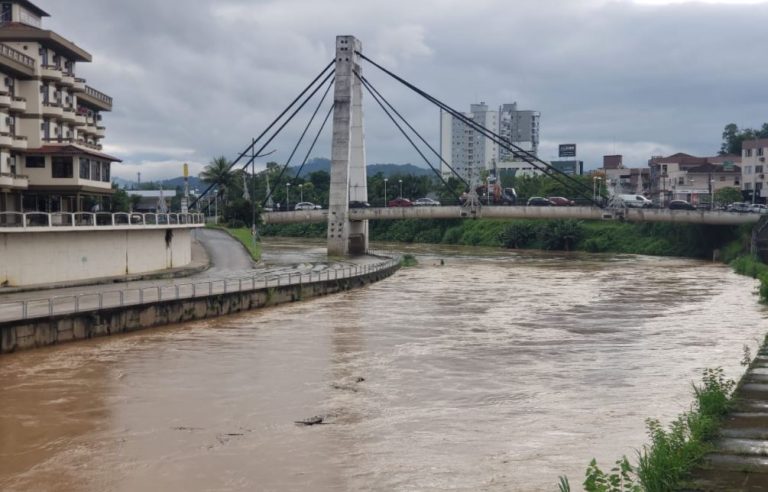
left=101, top=162, right=110, bottom=182
left=759, top=148, right=765, bottom=157
left=90, top=159, right=101, bottom=181
left=746, top=149, right=752, bottom=157
left=757, top=165, right=764, bottom=174
left=51, top=156, right=73, bottom=178
left=745, top=166, right=753, bottom=174
left=79, top=158, right=89, bottom=179
left=26, top=155, right=45, bottom=168
left=0, top=3, right=11, bottom=22
left=677, top=176, right=685, bottom=185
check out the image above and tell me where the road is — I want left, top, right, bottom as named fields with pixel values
left=194, top=228, right=254, bottom=274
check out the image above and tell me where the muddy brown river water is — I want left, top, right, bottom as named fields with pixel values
left=1, top=240, right=766, bottom=491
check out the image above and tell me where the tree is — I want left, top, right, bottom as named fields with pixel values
left=714, top=186, right=742, bottom=206
left=720, top=123, right=768, bottom=155
left=199, top=156, right=235, bottom=203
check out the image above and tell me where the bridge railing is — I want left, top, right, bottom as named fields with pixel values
left=0, top=212, right=206, bottom=229
left=0, top=255, right=401, bottom=322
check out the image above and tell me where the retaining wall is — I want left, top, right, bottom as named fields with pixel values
left=0, top=262, right=400, bottom=354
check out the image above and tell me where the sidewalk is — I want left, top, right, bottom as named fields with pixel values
left=0, top=240, right=210, bottom=295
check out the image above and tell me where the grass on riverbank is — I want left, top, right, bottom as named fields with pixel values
left=559, top=368, right=736, bottom=492
left=206, top=224, right=261, bottom=261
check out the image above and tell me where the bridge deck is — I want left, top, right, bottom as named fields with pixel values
left=263, top=206, right=760, bottom=226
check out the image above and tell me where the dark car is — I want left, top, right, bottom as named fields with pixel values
left=548, top=196, right=575, bottom=206
left=388, top=197, right=413, bottom=207
left=527, top=196, right=552, bottom=206
left=668, top=200, right=696, bottom=210
left=349, top=201, right=371, bottom=208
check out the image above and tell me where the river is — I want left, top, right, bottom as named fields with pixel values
left=0, top=240, right=765, bottom=491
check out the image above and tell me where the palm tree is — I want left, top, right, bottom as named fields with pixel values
left=200, top=156, right=234, bottom=203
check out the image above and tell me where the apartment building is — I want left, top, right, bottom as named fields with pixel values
left=498, top=102, right=540, bottom=160
left=440, top=103, right=498, bottom=185
left=599, top=155, right=650, bottom=196
left=0, top=0, right=118, bottom=214
left=648, top=153, right=741, bottom=206
left=741, top=138, right=768, bottom=203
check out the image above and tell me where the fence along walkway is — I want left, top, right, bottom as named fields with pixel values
left=0, top=255, right=400, bottom=322
left=0, top=211, right=205, bottom=229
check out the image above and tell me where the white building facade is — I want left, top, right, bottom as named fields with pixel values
left=440, top=103, right=498, bottom=185
left=741, top=138, right=768, bottom=203
left=498, top=102, right=540, bottom=160
left=0, top=0, right=118, bottom=216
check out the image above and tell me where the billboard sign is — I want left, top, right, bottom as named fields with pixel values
left=559, top=144, right=577, bottom=158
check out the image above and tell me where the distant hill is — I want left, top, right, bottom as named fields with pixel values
left=112, top=159, right=432, bottom=189
left=289, top=157, right=433, bottom=178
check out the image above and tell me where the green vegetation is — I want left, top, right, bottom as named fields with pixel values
left=207, top=224, right=261, bottom=261
left=720, top=122, right=768, bottom=155
left=559, top=368, right=736, bottom=492
left=400, top=254, right=418, bottom=267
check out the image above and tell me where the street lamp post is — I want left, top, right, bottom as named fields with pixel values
left=398, top=179, right=403, bottom=199
left=384, top=178, right=388, bottom=207
left=593, top=177, right=602, bottom=203
left=690, top=178, right=695, bottom=205
left=286, top=183, right=291, bottom=211
left=299, top=184, right=303, bottom=203
left=709, top=175, right=714, bottom=211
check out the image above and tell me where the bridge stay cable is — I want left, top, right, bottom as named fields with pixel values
left=259, top=76, right=335, bottom=208
left=355, top=71, right=463, bottom=205
left=190, top=59, right=335, bottom=210
left=357, top=73, right=469, bottom=191
left=356, top=52, right=603, bottom=207
left=291, top=103, right=335, bottom=183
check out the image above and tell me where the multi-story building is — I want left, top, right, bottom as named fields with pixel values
left=498, top=102, right=540, bottom=161
left=648, top=153, right=741, bottom=206
left=741, top=138, right=768, bottom=203
left=440, top=102, right=498, bottom=185
left=0, top=0, right=118, bottom=214
left=599, top=155, right=650, bottom=196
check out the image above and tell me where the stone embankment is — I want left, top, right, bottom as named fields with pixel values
left=684, top=348, right=768, bottom=490
left=0, top=258, right=399, bottom=355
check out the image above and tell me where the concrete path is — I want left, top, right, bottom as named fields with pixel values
left=683, top=351, right=768, bottom=490
left=0, top=234, right=387, bottom=322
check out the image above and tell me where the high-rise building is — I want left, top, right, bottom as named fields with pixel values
left=0, top=0, right=118, bottom=214
left=440, top=102, right=498, bottom=185
left=498, top=102, right=540, bottom=161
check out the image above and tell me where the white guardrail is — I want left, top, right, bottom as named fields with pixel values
left=0, top=212, right=205, bottom=228
left=0, top=253, right=400, bottom=322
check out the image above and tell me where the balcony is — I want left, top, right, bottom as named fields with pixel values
left=61, top=72, right=75, bottom=87
left=79, top=85, right=112, bottom=111
left=11, top=135, right=27, bottom=151
left=61, top=107, right=76, bottom=123
left=73, top=77, right=86, bottom=92
left=42, top=102, right=63, bottom=118
left=0, top=132, right=12, bottom=147
left=9, top=97, right=26, bottom=112
left=0, top=43, right=35, bottom=78
left=96, top=125, right=106, bottom=138
left=0, top=173, right=28, bottom=189
left=84, top=122, right=98, bottom=135
left=0, top=92, right=10, bottom=108
left=73, top=113, right=86, bottom=126
left=40, top=64, right=62, bottom=81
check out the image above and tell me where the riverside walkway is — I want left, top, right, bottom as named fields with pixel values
left=0, top=231, right=391, bottom=323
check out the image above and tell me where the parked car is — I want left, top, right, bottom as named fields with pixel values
left=313, top=204, right=323, bottom=209
left=413, top=197, right=441, bottom=207
left=349, top=201, right=371, bottom=208
left=727, top=202, right=751, bottom=213
left=388, top=197, right=413, bottom=207
left=617, top=194, right=653, bottom=208
left=668, top=200, right=696, bottom=210
left=527, top=196, right=552, bottom=206
left=548, top=196, right=575, bottom=206
left=750, top=204, right=768, bottom=214
left=294, top=201, right=316, bottom=211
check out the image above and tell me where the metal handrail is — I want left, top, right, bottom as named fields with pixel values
left=0, top=43, right=35, bottom=67
left=84, top=85, right=113, bottom=106
left=0, top=212, right=205, bottom=228
left=0, top=254, right=401, bottom=321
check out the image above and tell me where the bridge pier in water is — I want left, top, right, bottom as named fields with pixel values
left=327, top=35, right=368, bottom=256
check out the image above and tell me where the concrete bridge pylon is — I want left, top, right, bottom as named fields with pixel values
left=327, top=35, right=368, bottom=256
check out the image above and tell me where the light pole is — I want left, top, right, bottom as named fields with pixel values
left=709, top=175, right=714, bottom=211
left=299, top=183, right=303, bottom=203
left=384, top=178, right=388, bottom=207
left=593, top=176, right=601, bottom=203
left=398, top=179, right=403, bottom=198
left=286, top=183, right=291, bottom=210
left=690, top=178, right=695, bottom=205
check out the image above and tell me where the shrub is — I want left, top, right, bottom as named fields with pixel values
left=500, top=222, right=537, bottom=249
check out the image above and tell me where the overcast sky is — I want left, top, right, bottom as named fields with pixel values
left=45, top=0, right=768, bottom=181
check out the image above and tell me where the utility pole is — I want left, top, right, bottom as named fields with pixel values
left=251, top=138, right=257, bottom=245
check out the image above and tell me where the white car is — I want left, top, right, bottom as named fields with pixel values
left=294, top=202, right=316, bottom=211
left=750, top=204, right=768, bottom=214
left=413, top=197, right=441, bottom=206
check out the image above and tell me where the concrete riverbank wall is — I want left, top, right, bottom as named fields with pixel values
left=0, top=262, right=400, bottom=354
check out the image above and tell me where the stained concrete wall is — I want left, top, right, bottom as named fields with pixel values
left=0, top=228, right=192, bottom=286
left=0, top=262, right=400, bottom=354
